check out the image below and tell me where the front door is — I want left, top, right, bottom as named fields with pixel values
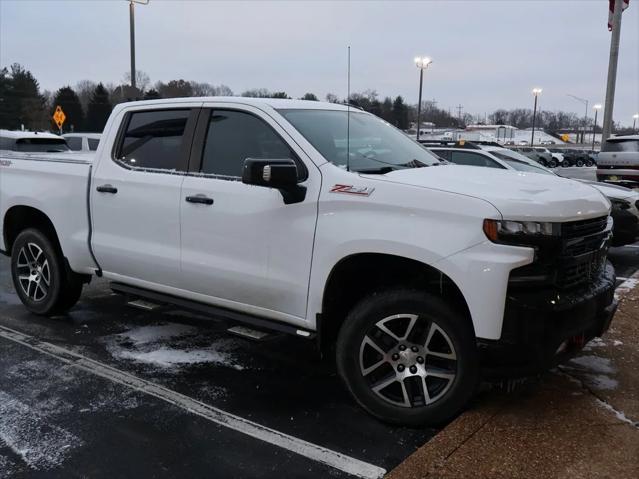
left=180, top=105, right=319, bottom=321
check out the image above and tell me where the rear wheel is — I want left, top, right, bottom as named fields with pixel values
left=336, top=290, right=479, bottom=426
left=10, top=229, right=83, bottom=316
left=549, top=159, right=559, bottom=168
left=576, top=158, right=585, bottom=167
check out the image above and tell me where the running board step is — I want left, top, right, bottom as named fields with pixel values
left=227, top=326, right=271, bottom=341
left=110, top=282, right=315, bottom=339
left=127, top=299, right=164, bottom=311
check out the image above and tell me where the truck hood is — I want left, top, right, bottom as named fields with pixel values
left=364, top=165, right=610, bottom=221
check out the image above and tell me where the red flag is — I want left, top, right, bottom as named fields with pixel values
left=609, top=0, right=630, bottom=30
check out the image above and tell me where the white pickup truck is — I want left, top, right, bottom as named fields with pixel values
left=0, top=97, right=618, bottom=426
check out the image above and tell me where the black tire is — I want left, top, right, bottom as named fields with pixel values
left=10, top=228, right=83, bottom=316
left=549, top=159, right=559, bottom=169
left=576, top=159, right=585, bottom=167
left=336, top=289, right=479, bottom=427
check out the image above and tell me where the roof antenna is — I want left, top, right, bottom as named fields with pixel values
left=346, top=45, right=351, bottom=172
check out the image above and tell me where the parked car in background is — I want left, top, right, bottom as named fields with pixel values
left=63, top=133, right=102, bottom=152
left=0, top=129, right=70, bottom=153
left=597, top=135, right=639, bottom=187
left=565, top=148, right=593, bottom=167
left=510, top=146, right=556, bottom=167
left=0, top=97, right=618, bottom=426
left=531, top=147, right=555, bottom=167
left=428, top=143, right=638, bottom=247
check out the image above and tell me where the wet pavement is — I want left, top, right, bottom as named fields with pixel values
left=1, top=242, right=637, bottom=478
left=0, top=254, right=435, bottom=479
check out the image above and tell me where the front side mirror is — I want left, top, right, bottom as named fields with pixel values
left=242, top=159, right=299, bottom=189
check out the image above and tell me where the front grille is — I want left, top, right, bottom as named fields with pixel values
left=510, top=215, right=610, bottom=290
left=561, top=216, right=608, bottom=240
left=556, top=216, right=609, bottom=288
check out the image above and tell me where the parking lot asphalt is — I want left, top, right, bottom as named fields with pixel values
left=1, top=242, right=638, bottom=479
left=0, top=255, right=436, bottom=479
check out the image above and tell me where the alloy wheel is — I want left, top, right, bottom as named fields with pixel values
left=359, top=314, right=458, bottom=408
left=16, top=242, right=51, bottom=302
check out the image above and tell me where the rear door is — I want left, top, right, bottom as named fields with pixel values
left=179, top=104, right=320, bottom=321
left=91, top=106, right=199, bottom=287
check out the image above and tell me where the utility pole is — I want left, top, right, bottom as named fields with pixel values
left=531, top=88, right=542, bottom=146
left=457, top=104, right=463, bottom=124
left=601, top=0, right=624, bottom=142
left=129, top=1, right=136, bottom=90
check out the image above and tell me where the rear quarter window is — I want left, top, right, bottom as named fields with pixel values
left=602, top=140, right=639, bottom=153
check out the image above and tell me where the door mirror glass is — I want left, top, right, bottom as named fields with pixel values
left=242, top=159, right=299, bottom=189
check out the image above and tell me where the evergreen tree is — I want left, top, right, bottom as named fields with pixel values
left=143, top=89, right=161, bottom=100
left=51, top=86, right=84, bottom=132
left=0, top=63, right=47, bottom=130
left=301, top=93, right=318, bottom=101
left=85, top=83, right=112, bottom=132
left=392, top=96, right=408, bottom=130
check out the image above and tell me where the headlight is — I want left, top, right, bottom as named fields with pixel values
left=483, top=219, right=557, bottom=244
left=610, top=198, right=630, bottom=210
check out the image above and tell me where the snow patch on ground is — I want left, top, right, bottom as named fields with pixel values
left=615, top=277, right=639, bottom=300
left=0, top=391, right=82, bottom=470
left=596, top=399, right=638, bottom=428
left=103, top=322, right=246, bottom=371
left=567, top=355, right=619, bottom=391
left=115, top=323, right=197, bottom=346
left=569, top=355, right=616, bottom=374
left=116, top=347, right=244, bottom=370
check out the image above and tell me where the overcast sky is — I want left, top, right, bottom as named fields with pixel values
left=1, top=0, right=637, bottom=124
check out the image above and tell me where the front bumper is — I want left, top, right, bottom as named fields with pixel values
left=478, top=261, right=617, bottom=378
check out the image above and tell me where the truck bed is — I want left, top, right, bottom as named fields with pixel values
left=0, top=152, right=98, bottom=274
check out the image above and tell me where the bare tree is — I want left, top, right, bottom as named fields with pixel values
left=123, top=70, right=150, bottom=92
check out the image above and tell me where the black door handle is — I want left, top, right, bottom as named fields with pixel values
left=96, top=184, right=118, bottom=194
left=185, top=195, right=214, bottom=205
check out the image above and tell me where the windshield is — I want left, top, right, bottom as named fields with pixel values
left=15, top=138, right=69, bottom=152
left=491, top=150, right=554, bottom=175
left=278, top=109, right=441, bottom=173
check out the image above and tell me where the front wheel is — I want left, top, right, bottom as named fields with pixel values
left=10, top=229, right=83, bottom=316
left=336, top=290, right=479, bottom=427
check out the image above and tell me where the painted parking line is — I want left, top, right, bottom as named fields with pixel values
left=0, top=324, right=386, bottom=479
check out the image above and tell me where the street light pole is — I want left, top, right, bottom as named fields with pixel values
left=129, top=1, right=136, bottom=90
left=567, top=94, right=589, bottom=144
left=414, top=57, right=432, bottom=140
left=531, top=88, right=542, bottom=146
left=592, top=104, right=602, bottom=150
left=128, top=0, right=149, bottom=91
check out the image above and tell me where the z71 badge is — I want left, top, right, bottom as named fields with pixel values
left=330, top=184, right=375, bottom=196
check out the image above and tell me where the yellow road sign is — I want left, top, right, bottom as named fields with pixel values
left=53, top=106, right=66, bottom=129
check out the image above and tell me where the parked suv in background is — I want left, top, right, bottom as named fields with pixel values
left=0, top=129, right=70, bottom=153
left=597, top=135, right=639, bottom=186
left=510, top=147, right=555, bottom=168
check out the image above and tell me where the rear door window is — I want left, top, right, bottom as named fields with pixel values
left=116, top=109, right=190, bottom=170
